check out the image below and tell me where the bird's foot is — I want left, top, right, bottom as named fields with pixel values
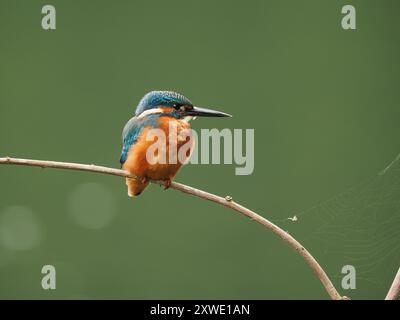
left=163, top=179, right=172, bottom=190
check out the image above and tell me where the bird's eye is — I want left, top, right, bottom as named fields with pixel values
left=172, top=104, right=187, bottom=111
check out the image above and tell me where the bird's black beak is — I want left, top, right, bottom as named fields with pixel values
left=185, top=106, right=232, bottom=118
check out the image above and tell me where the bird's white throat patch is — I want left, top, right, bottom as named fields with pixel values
left=183, top=116, right=196, bottom=122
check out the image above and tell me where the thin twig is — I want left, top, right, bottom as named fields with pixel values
left=0, top=156, right=343, bottom=300
left=386, top=267, right=400, bottom=300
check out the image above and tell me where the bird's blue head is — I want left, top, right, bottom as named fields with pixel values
left=135, top=90, right=231, bottom=118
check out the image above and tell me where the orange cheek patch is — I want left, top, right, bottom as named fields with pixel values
left=159, top=106, right=175, bottom=113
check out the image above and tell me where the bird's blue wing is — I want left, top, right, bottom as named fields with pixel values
left=120, top=115, right=160, bottom=165
left=120, top=117, right=144, bottom=165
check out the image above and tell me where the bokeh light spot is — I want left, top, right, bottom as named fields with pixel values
left=67, top=182, right=117, bottom=229
left=0, top=206, right=42, bottom=251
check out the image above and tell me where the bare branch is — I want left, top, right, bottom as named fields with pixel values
left=386, top=267, right=400, bottom=300
left=0, top=156, right=343, bottom=300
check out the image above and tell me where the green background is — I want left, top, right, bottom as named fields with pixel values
left=0, top=0, right=399, bottom=299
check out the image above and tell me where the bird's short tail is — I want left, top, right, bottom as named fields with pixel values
left=126, top=178, right=149, bottom=197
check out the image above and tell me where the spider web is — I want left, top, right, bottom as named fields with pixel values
left=279, top=153, right=400, bottom=293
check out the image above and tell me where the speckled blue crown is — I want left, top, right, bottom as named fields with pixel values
left=135, top=91, right=193, bottom=116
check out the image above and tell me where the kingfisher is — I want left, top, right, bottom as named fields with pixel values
left=120, top=90, right=231, bottom=197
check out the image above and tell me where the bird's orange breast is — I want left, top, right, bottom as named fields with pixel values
left=122, top=117, right=194, bottom=181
